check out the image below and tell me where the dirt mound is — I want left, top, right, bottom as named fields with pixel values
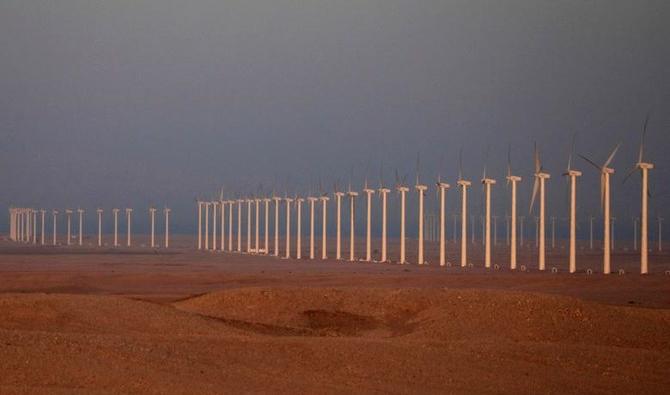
left=0, top=293, right=236, bottom=336
left=175, top=287, right=670, bottom=348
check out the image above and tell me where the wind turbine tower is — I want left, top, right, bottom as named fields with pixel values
left=481, top=168, right=496, bottom=269
left=149, top=207, right=157, bottom=248
left=437, top=179, right=450, bottom=266
left=65, top=209, right=73, bottom=246
left=334, top=187, right=345, bottom=260
left=125, top=208, right=133, bottom=247
left=296, top=196, right=304, bottom=259
left=580, top=143, right=619, bottom=274
left=320, top=194, right=330, bottom=259
left=96, top=208, right=103, bottom=247
left=623, top=114, right=654, bottom=274
left=164, top=207, right=171, bottom=248
left=112, top=208, right=120, bottom=247
left=530, top=144, right=551, bottom=271
left=363, top=181, right=375, bottom=262
left=307, top=195, right=317, bottom=259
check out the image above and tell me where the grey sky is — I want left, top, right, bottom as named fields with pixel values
left=1, top=1, right=668, bottom=236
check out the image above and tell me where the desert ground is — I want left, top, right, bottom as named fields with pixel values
left=1, top=235, right=669, bottom=394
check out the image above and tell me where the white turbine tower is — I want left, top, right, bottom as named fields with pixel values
left=530, top=143, right=551, bottom=271
left=112, top=208, right=120, bottom=247
left=284, top=195, right=293, bottom=259
left=334, top=183, right=345, bottom=260
left=436, top=175, right=450, bottom=267
left=65, top=209, right=73, bottom=246
left=622, top=114, right=654, bottom=274
left=204, top=201, right=210, bottom=250
left=481, top=164, right=496, bottom=269
left=307, top=194, right=317, bottom=259
left=580, top=143, right=620, bottom=274
left=363, top=179, right=375, bottom=262
left=562, top=136, right=581, bottom=273
left=378, top=167, right=391, bottom=263
left=272, top=195, right=281, bottom=256
left=227, top=200, right=233, bottom=251
left=415, top=156, right=428, bottom=265
left=395, top=170, right=409, bottom=264
left=246, top=199, right=252, bottom=253
left=236, top=199, right=243, bottom=252
left=125, top=208, right=133, bottom=247
left=211, top=200, right=218, bottom=251
left=52, top=210, right=59, bottom=246
left=164, top=207, right=171, bottom=248
left=40, top=209, right=46, bottom=245
left=197, top=200, right=203, bottom=250
left=347, top=183, right=358, bottom=262
left=149, top=207, right=157, bottom=248
left=264, top=197, right=271, bottom=254
left=296, top=196, right=304, bottom=259
left=320, top=192, right=329, bottom=260
left=219, top=192, right=226, bottom=252
left=96, top=208, right=103, bottom=247
left=254, top=197, right=260, bottom=253
left=457, top=150, right=471, bottom=267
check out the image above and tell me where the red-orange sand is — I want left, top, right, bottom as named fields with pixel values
left=1, top=236, right=669, bottom=394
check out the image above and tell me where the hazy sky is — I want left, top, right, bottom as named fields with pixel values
left=1, top=1, right=668, bottom=237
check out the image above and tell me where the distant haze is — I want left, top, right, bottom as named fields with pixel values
left=1, top=1, right=668, bottom=237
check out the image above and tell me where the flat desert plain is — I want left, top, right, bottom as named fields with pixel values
left=1, top=236, right=669, bottom=394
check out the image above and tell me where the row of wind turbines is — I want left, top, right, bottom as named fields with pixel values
left=8, top=207, right=171, bottom=248
left=197, top=118, right=658, bottom=274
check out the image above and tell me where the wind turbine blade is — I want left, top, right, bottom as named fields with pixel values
left=506, top=143, right=512, bottom=185
left=530, top=177, right=539, bottom=213
left=622, top=166, right=638, bottom=184
left=415, top=151, right=420, bottom=185
left=578, top=154, right=601, bottom=171
left=639, top=112, right=650, bottom=163
left=603, top=143, right=620, bottom=169
left=567, top=132, right=576, bottom=172
left=458, top=147, right=463, bottom=181
left=534, top=142, right=541, bottom=173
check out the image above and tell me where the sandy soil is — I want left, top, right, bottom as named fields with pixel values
left=1, top=236, right=669, bottom=394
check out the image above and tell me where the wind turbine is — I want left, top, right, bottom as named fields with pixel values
left=65, top=209, right=73, bottom=246
left=437, top=175, right=450, bottom=266
left=246, top=198, right=252, bottom=253
left=347, top=181, right=358, bottom=262
left=363, top=177, right=375, bottom=262
left=320, top=189, right=330, bottom=260
left=378, top=167, right=391, bottom=263
left=284, top=195, right=293, bottom=259
left=164, top=207, right=171, bottom=248
left=264, top=197, right=271, bottom=254
left=149, top=207, right=157, bottom=248
left=307, top=192, right=317, bottom=260
left=481, top=160, right=496, bottom=269
left=334, top=182, right=345, bottom=260
left=395, top=170, right=409, bottom=264
left=622, top=114, right=654, bottom=274
left=40, top=209, right=46, bottom=245
left=32, top=210, right=37, bottom=244
left=236, top=198, right=243, bottom=252
left=52, top=210, right=58, bottom=246
left=197, top=200, right=203, bottom=250
left=211, top=200, right=218, bottom=251
left=273, top=195, right=282, bottom=256
left=227, top=200, right=233, bottom=251
left=457, top=149, right=471, bottom=267
left=415, top=154, right=428, bottom=265
left=96, top=208, right=103, bottom=247
left=296, top=195, right=304, bottom=259
left=204, top=201, right=210, bottom=250
left=254, top=197, right=261, bottom=253
left=530, top=143, right=551, bottom=271
left=580, top=142, right=620, bottom=274
left=562, top=135, right=582, bottom=273
left=219, top=191, right=226, bottom=252
left=112, top=208, right=119, bottom=247
left=125, top=208, right=133, bottom=247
